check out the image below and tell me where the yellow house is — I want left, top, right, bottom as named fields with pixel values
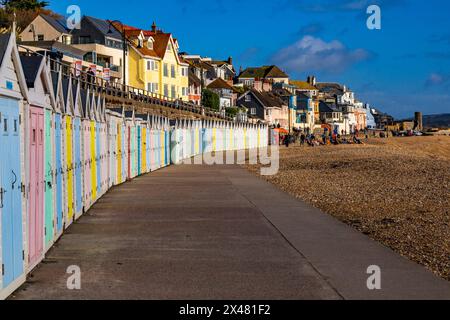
left=120, top=23, right=189, bottom=101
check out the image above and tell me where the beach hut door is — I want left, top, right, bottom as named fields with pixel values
left=0, top=97, right=24, bottom=287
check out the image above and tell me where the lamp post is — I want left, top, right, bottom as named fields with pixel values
left=108, top=20, right=127, bottom=87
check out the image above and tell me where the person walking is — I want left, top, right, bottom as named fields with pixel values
left=284, top=134, right=290, bottom=147
left=300, top=133, right=305, bottom=146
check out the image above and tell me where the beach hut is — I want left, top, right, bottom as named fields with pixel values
left=61, top=75, right=76, bottom=229
left=20, top=53, right=56, bottom=271
left=136, top=115, right=142, bottom=176
left=105, top=107, right=122, bottom=187
left=120, top=109, right=127, bottom=183
left=124, top=109, right=135, bottom=179
left=145, top=114, right=151, bottom=173
left=93, top=94, right=103, bottom=198
left=135, top=113, right=148, bottom=175
left=0, top=32, right=29, bottom=299
left=88, top=92, right=97, bottom=202
left=72, top=79, right=84, bottom=219
left=97, top=96, right=108, bottom=196
left=80, top=87, right=93, bottom=210
left=50, top=68, right=65, bottom=239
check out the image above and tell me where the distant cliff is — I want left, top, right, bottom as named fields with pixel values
left=423, top=114, right=450, bottom=128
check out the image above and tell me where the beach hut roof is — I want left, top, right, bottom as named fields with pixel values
left=0, top=33, right=11, bottom=65
left=20, top=55, right=43, bottom=88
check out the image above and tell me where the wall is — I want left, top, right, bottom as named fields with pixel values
left=19, top=16, right=62, bottom=42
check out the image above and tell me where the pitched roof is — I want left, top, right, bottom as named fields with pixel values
left=206, top=77, right=233, bottom=90
left=188, top=69, right=201, bottom=86
left=272, top=88, right=291, bottom=97
left=0, top=33, right=11, bottom=66
left=40, top=14, right=69, bottom=34
left=290, top=80, right=317, bottom=90
left=19, top=41, right=86, bottom=60
left=319, top=101, right=340, bottom=113
left=316, top=82, right=344, bottom=95
left=116, top=22, right=172, bottom=59
left=296, top=92, right=310, bottom=99
left=239, top=65, right=289, bottom=79
left=86, top=16, right=122, bottom=40
left=150, top=32, right=172, bottom=59
left=246, top=89, right=285, bottom=109
left=51, top=71, right=59, bottom=95
left=20, top=55, right=44, bottom=88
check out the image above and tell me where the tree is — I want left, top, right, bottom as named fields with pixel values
left=201, top=89, right=220, bottom=111
left=0, top=1, right=56, bottom=34
left=225, top=107, right=238, bottom=117
left=2, top=0, right=49, bottom=11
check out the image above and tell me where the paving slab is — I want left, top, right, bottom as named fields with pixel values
left=9, top=165, right=450, bottom=300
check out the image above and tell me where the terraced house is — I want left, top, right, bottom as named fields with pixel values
left=119, top=22, right=189, bottom=101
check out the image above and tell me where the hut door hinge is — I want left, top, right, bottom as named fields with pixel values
left=22, top=250, right=25, bottom=261
left=1, top=264, right=4, bottom=276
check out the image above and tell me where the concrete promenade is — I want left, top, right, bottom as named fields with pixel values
left=10, top=164, right=450, bottom=299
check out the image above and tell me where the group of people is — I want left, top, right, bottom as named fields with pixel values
left=281, top=130, right=364, bottom=148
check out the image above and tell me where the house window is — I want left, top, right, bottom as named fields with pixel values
left=147, top=82, right=157, bottom=92
left=79, top=36, right=91, bottom=44
left=181, top=67, right=187, bottom=77
left=62, top=35, right=72, bottom=45
left=37, top=34, right=44, bottom=41
left=147, top=41, right=153, bottom=49
left=147, top=60, right=158, bottom=71
left=164, top=84, right=169, bottom=97
left=250, top=108, right=256, bottom=115
left=171, top=85, right=176, bottom=98
left=245, top=94, right=251, bottom=102
left=163, top=63, right=168, bottom=77
left=171, top=65, right=175, bottom=78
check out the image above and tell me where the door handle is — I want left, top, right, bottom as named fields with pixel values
left=0, top=187, right=6, bottom=208
left=11, top=170, right=17, bottom=190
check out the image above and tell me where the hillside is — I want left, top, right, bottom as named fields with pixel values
left=423, top=113, right=450, bottom=128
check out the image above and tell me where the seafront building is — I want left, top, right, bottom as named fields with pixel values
left=17, top=13, right=381, bottom=130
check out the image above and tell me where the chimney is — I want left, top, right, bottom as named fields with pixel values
left=307, top=76, right=311, bottom=84
left=228, top=56, right=233, bottom=65
left=311, top=76, right=316, bottom=86
left=151, top=21, right=157, bottom=32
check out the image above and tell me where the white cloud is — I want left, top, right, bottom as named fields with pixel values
left=271, top=36, right=372, bottom=74
left=425, top=73, right=449, bottom=87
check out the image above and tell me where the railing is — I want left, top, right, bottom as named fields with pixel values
left=18, top=45, right=236, bottom=122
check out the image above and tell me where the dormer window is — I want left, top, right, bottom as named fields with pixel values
left=147, top=41, right=153, bottom=50
left=167, top=43, right=172, bottom=51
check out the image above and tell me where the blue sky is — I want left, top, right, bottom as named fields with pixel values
left=49, top=0, right=450, bottom=118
